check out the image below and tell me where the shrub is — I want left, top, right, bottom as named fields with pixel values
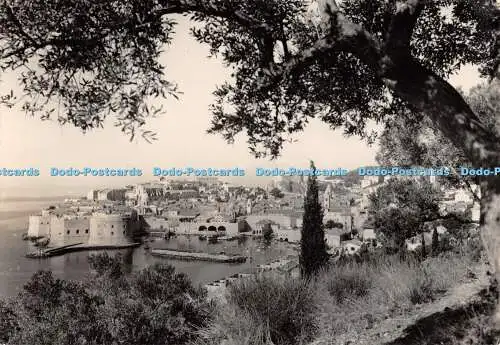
left=464, top=233, right=484, bottom=262
left=0, top=253, right=214, bottom=345
left=324, top=263, right=373, bottom=304
left=224, top=275, right=318, bottom=345
left=197, top=247, right=477, bottom=345
left=408, top=269, right=435, bottom=304
left=88, top=252, right=124, bottom=279
left=262, top=223, right=273, bottom=242
left=0, top=300, right=18, bottom=343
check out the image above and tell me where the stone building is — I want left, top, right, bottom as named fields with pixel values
left=27, top=209, right=133, bottom=247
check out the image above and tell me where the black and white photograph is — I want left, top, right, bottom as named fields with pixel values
left=0, top=0, right=499, bottom=344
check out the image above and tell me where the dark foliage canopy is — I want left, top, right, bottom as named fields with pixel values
left=0, top=253, right=213, bottom=345
left=0, top=0, right=498, bottom=157
left=376, top=80, right=500, bottom=196
left=369, top=178, right=442, bottom=247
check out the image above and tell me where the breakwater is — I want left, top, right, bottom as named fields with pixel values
left=150, top=248, right=247, bottom=263
left=25, top=243, right=141, bottom=258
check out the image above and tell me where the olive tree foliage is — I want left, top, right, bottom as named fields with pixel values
left=0, top=0, right=496, bottom=154
left=0, top=0, right=181, bottom=141
left=369, top=178, right=442, bottom=251
left=376, top=80, right=500, bottom=200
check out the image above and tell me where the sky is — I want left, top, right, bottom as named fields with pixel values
left=0, top=16, right=484, bottom=197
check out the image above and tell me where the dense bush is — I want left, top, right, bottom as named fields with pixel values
left=0, top=253, right=214, bottom=345
left=464, top=232, right=485, bottom=263
left=325, top=263, right=373, bottom=303
left=325, top=220, right=343, bottom=229
left=200, top=275, right=318, bottom=345
left=230, top=275, right=318, bottom=345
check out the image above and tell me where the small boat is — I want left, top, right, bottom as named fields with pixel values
left=28, top=236, right=44, bottom=243
left=22, top=233, right=29, bottom=241
left=208, top=236, right=218, bottom=244
left=199, top=235, right=207, bottom=241
left=34, top=238, right=50, bottom=247
left=164, top=231, right=176, bottom=240
left=26, top=251, right=49, bottom=258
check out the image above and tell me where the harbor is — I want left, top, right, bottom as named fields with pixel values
left=0, top=212, right=297, bottom=297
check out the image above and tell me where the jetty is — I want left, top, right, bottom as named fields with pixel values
left=26, top=242, right=141, bottom=258
left=150, top=248, right=247, bottom=263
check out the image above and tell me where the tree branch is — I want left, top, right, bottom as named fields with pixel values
left=0, top=0, right=284, bottom=83
left=464, top=178, right=482, bottom=203
left=4, top=4, right=39, bottom=46
left=155, top=0, right=274, bottom=35
left=253, top=3, right=500, bottom=169
left=384, top=0, right=426, bottom=55
left=279, top=21, right=290, bottom=61
left=448, top=166, right=482, bottom=203
left=257, top=9, right=383, bottom=91
left=0, top=0, right=276, bottom=60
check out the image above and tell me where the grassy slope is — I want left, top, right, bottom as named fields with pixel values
left=194, top=243, right=493, bottom=345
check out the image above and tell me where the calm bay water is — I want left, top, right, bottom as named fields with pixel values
left=0, top=200, right=296, bottom=297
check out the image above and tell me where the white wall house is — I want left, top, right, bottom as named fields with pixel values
left=341, top=239, right=363, bottom=255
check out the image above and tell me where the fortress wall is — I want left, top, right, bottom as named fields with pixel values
left=49, top=216, right=90, bottom=247
left=64, top=217, right=91, bottom=244
left=49, top=216, right=66, bottom=247
left=27, top=215, right=51, bottom=237
left=88, top=214, right=131, bottom=246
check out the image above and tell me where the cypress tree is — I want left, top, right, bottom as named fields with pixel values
left=262, top=223, right=273, bottom=242
left=432, top=228, right=439, bottom=257
left=421, top=232, right=427, bottom=259
left=300, top=161, right=329, bottom=279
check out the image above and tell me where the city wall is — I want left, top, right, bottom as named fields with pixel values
left=27, top=212, right=132, bottom=247
left=88, top=214, right=131, bottom=246
left=27, top=215, right=51, bottom=237
left=50, top=216, right=90, bottom=247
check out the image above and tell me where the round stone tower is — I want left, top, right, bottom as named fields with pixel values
left=88, top=214, right=131, bottom=246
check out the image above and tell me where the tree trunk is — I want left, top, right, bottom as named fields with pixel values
left=480, top=178, right=500, bottom=322
left=379, top=54, right=500, bottom=323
